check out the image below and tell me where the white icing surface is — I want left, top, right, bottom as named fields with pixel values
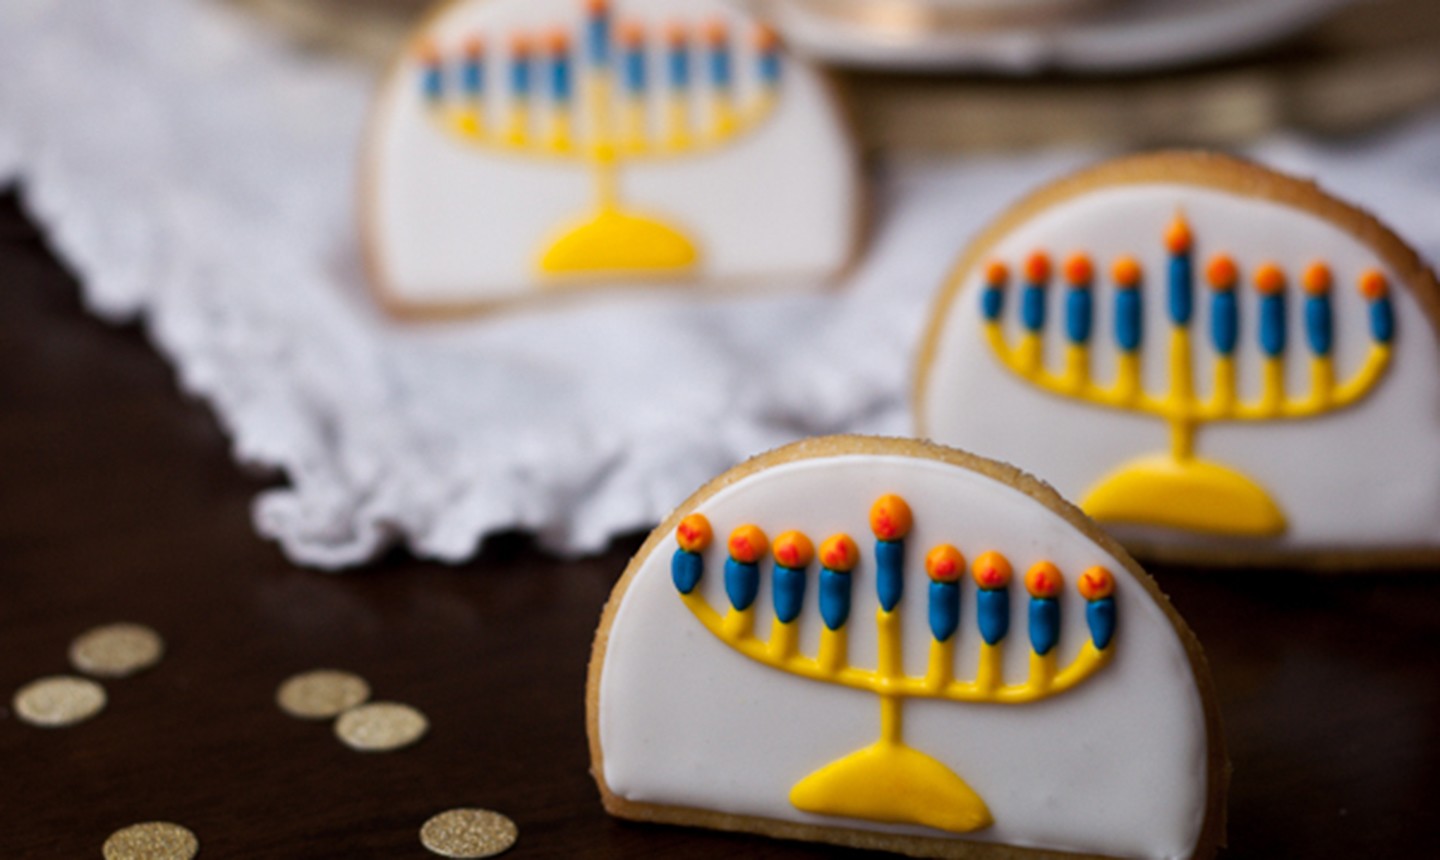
left=366, top=0, right=858, bottom=308
left=598, top=452, right=1211, bottom=859
left=919, top=183, right=1440, bottom=555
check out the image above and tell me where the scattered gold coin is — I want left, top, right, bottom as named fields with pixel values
left=334, top=701, right=429, bottom=752
left=420, top=808, right=518, bottom=858
left=13, top=675, right=107, bottom=727
left=276, top=669, right=372, bottom=720
left=69, top=622, right=165, bottom=678
left=102, top=821, right=198, bottom=860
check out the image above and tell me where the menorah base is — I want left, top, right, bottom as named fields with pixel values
left=1081, top=454, right=1287, bottom=537
left=539, top=208, right=699, bottom=278
left=789, top=740, right=993, bottom=834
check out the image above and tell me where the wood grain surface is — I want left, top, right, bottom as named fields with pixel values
left=1, top=188, right=1438, bottom=858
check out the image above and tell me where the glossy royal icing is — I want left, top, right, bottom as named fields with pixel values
left=916, top=154, right=1440, bottom=562
left=589, top=437, right=1222, bottom=859
left=362, top=0, right=859, bottom=315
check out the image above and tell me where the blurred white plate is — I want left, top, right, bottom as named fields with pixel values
left=760, top=0, right=1357, bottom=74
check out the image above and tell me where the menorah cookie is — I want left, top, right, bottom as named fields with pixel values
left=915, top=151, right=1440, bottom=567
left=588, top=435, right=1225, bottom=859
left=361, top=0, right=860, bottom=316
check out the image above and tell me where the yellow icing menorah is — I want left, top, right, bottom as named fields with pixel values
left=670, top=495, right=1118, bottom=833
left=980, top=215, right=1397, bottom=537
left=416, top=0, right=782, bottom=278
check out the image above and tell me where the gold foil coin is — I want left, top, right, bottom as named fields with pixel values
left=420, top=808, right=518, bottom=858
left=69, top=622, right=165, bottom=678
left=334, top=701, right=429, bottom=752
left=276, top=669, right=372, bottom=720
left=102, top=821, right=198, bottom=860
left=13, top=675, right=107, bottom=727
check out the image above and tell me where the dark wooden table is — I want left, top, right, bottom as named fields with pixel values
left=2, top=191, right=1437, bottom=857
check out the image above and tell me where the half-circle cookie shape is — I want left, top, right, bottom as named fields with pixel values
left=587, top=435, right=1225, bottom=859
left=361, top=0, right=860, bottom=317
left=915, top=151, right=1440, bottom=567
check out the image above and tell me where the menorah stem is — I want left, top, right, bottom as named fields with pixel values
left=1167, top=327, right=1195, bottom=412
left=1115, top=353, right=1142, bottom=404
left=506, top=103, right=529, bottom=145
left=665, top=96, right=691, bottom=148
left=1018, top=333, right=1043, bottom=375
left=975, top=644, right=1003, bottom=693
left=1168, top=418, right=1197, bottom=461
left=878, top=694, right=904, bottom=746
left=1333, top=347, right=1391, bottom=405
left=551, top=112, right=575, bottom=152
left=722, top=607, right=755, bottom=639
left=1062, top=345, right=1088, bottom=392
left=818, top=628, right=847, bottom=674
left=591, top=151, right=621, bottom=210
left=712, top=94, right=737, bottom=137
left=768, top=618, right=800, bottom=661
left=876, top=608, right=903, bottom=679
left=925, top=639, right=955, bottom=691
left=1308, top=357, right=1335, bottom=409
left=1259, top=358, right=1286, bottom=416
left=1028, top=651, right=1057, bottom=691
left=457, top=106, right=484, bottom=138
left=622, top=100, right=646, bottom=152
left=1209, top=357, right=1238, bottom=413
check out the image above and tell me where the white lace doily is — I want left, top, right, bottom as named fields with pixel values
left=4, top=0, right=1438, bottom=568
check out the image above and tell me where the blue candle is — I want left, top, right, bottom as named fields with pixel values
left=1021, top=253, right=1050, bottom=334
left=1025, top=562, right=1062, bottom=656
left=420, top=44, right=444, bottom=102
left=1088, top=598, right=1116, bottom=649
left=1304, top=292, right=1332, bottom=357
left=1064, top=254, right=1093, bottom=345
left=819, top=568, right=851, bottom=630
left=757, top=26, right=781, bottom=87
left=666, top=26, right=690, bottom=90
left=1256, top=264, right=1286, bottom=358
left=773, top=565, right=805, bottom=624
left=725, top=555, right=759, bottom=612
left=585, top=0, right=611, bottom=66
left=929, top=581, right=960, bottom=642
left=1080, top=566, right=1117, bottom=650
left=547, top=32, right=573, bottom=103
left=705, top=21, right=731, bottom=89
left=1166, top=217, right=1194, bottom=326
left=977, top=588, right=1009, bottom=646
left=1207, top=256, right=1239, bottom=355
left=671, top=514, right=712, bottom=595
left=621, top=24, right=646, bottom=95
left=1113, top=256, right=1143, bottom=353
left=981, top=261, right=1007, bottom=322
left=672, top=549, right=702, bottom=594
left=1028, top=598, right=1059, bottom=656
left=509, top=36, right=533, bottom=99
left=1361, top=270, right=1395, bottom=344
left=875, top=540, right=903, bottom=613
left=462, top=38, right=484, bottom=97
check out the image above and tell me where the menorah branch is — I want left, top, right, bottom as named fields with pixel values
left=417, top=5, right=781, bottom=163
left=670, top=503, right=1118, bottom=707
left=981, top=227, right=1396, bottom=435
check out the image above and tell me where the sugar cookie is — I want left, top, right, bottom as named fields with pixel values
left=362, top=0, right=860, bottom=316
left=915, top=151, right=1440, bottom=567
left=588, top=435, right=1225, bottom=858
